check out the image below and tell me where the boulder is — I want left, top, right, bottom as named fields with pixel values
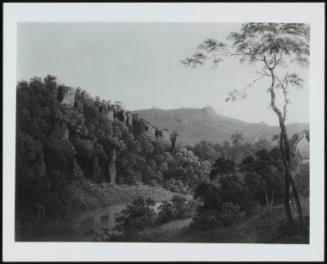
left=106, top=110, right=114, bottom=121
left=145, top=124, right=156, bottom=139
left=162, top=129, right=170, bottom=142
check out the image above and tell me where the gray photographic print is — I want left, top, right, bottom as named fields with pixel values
left=15, top=22, right=311, bottom=244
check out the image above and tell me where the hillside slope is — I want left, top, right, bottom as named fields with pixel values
left=133, top=106, right=308, bottom=145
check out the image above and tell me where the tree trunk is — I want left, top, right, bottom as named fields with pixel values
left=267, top=65, right=294, bottom=225
left=108, top=148, right=116, bottom=185
left=290, top=174, right=304, bottom=228
left=265, top=61, right=304, bottom=228
left=281, top=121, right=304, bottom=228
left=92, top=156, right=101, bottom=182
left=270, top=191, right=274, bottom=206
left=264, top=191, right=269, bottom=206
left=279, top=126, right=294, bottom=226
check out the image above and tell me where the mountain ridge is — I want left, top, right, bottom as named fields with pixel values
left=133, top=106, right=309, bottom=146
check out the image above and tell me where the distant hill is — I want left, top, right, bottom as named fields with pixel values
left=133, top=106, right=309, bottom=146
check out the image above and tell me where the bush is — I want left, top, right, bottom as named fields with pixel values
left=156, top=195, right=195, bottom=225
left=191, top=202, right=244, bottom=230
left=191, top=181, right=246, bottom=230
left=219, top=202, right=244, bottom=226
left=114, top=197, right=156, bottom=239
left=294, top=163, right=309, bottom=197
left=191, top=208, right=222, bottom=230
left=171, top=195, right=195, bottom=219
left=219, top=175, right=251, bottom=214
left=194, top=182, right=221, bottom=210
left=164, top=179, right=190, bottom=194
left=156, top=201, right=175, bottom=224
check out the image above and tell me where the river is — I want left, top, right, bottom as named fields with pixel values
left=16, top=202, right=164, bottom=241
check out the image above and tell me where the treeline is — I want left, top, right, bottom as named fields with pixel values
left=186, top=134, right=273, bottom=164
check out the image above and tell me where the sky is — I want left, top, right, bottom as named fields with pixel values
left=17, top=23, right=309, bottom=126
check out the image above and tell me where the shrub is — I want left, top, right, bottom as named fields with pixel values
left=155, top=195, right=195, bottom=225
left=114, top=197, right=156, bottom=239
left=171, top=195, right=195, bottom=218
left=219, top=175, right=251, bottom=214
left=219, top=202, right=244, bottom=226
left=156, top=201, right=175, bottom=225
left=191, top=181, right=247, bottom=230
left=191, top=202, right=244, bottom=230
left=294, top=163, right=309, bottom=197
left=191, top=208, right=222, bottom=230
left=194, top=182, right=221, bottom=210
left=164, top=179, right=190, bottom=194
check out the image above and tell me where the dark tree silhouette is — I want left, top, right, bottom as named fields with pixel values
left=210, top=157, right=235, bottom=180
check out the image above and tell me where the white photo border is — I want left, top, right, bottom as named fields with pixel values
left=3, top=2, right=325, bottom=262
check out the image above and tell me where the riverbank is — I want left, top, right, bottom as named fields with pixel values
left=83, top=181, right=193, bottom=206
left=15, top=182, right=192, bottom=241
left=16, top=182, right=309, bottom=244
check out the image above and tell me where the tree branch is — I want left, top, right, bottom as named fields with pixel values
left=225, top=73, right=268, bottom=102
left=275, top=74, right=290, bottom=122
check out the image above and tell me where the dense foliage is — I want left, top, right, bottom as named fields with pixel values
left=94, top=195, right=195, bottom=241
left=16, top=76, right=209, bottom=217
left=190, top=146, right=300, bottom=230
left=186, top=138, right=272, bottom=165
left=156, top=195, right=195, bottom=225
left=113, top=197, right=156, bottom=240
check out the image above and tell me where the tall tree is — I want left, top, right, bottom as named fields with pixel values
left=183, top=23, right=309, bottom=226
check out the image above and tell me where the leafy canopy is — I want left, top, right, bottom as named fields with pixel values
left=183, top=23, right=309, bottom=68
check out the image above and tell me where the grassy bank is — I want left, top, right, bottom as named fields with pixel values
left=138, top=197, right=309, bottom=243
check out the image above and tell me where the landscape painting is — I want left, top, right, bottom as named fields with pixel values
left=16, top=22, right=310, bottom=243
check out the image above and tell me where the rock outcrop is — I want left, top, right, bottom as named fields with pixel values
left=162, top=129, right=171, bottom=142
left=53, top=121, right=70, bottom=141
left=53, top=91, right=176, bottom=185
left=143, top=123, right=171, bottom=143
left=58, top=86, right=75, bottom=106
left=127, top=112, right=133, bottom=127
left=107, top=110, right=114, bottom=121
left=145, top=123, right=156, bottom=139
